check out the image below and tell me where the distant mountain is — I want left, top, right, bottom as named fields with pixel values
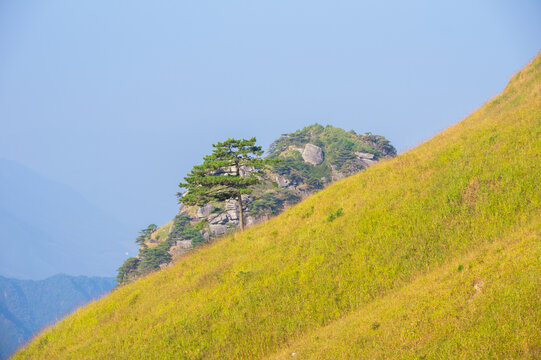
left=0, top=274, right=115, bottom=359
left=0, top=159, right=135, bottom=279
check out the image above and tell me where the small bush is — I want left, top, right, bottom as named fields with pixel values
left=327, top=208, right=344, bottom=222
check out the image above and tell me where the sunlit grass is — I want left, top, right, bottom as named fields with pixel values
left=14, top=53, right=541, bottom=359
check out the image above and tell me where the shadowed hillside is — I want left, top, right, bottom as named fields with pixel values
left=14, top=52, right=541, bottom=359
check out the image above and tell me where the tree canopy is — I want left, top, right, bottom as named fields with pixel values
left=178, top=137, right=274, bottom=231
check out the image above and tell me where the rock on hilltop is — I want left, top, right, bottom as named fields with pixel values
left=118, top=124, right=396, bottom=283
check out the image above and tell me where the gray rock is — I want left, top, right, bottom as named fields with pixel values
left=176, top=240, right=193, bottom=249
left=331, top=165, right=345, bottom=181
left=355, top=152, right=375, bottom=160
left=196, top=204, right=215, bottom=218
left=245, top=216, right=257, bottom=226
left=209, top=224, right=228, bottom=236
left=225, top=199, right=238, bottom=210
left=302, top=144, right=324, bottom=165
left=169, top=247, right=186, bottom=255
left=208, top=212, right=228, bottom=224
left=227, top=209, right=238, bottom=220
left=240, top=166, right=255, bottom=177
left=275, top=175, right=291, bottom=188
left=360, top=159, right=377, bottom=168
left=178, top=202, right=189, bottom=216
left=241, top=194, right=253, bottom=202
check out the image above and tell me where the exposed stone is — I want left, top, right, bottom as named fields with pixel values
left=245, top=216, right=257, bottom=226
left=208, top=212, right=228, bottom=224
left=302, top=143, right=324, bottom=165
left=225, top=199, right=237, bottom=210
left=331, top=165, right=345, bottom=181
left=176, top=240, right=193, bottom=249
left=241, top=194, right=253, bottom=202
left=240, top=166, right=255, bottom=177
left=355, top=152, right=374, bottom=160
left=227, top=209, right=238, bottom=220
left=169, top=246, right=185, bottom=255
left=201, top=231, right=210, bottom=242
left=275, top=175, right=291, bottom=188
left=178, top=202, right=189, bottom=216
left=209, top=224, right=228, bottom=236
left=196, top=204, right=215, bottom=218
left=360, top=158, right=377, bottom=168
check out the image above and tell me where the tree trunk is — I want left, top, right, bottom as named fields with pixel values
left=235, top=162, right=245, bottom=232
left=237, top=193, right=245, bottom=232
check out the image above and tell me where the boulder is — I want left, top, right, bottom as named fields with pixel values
left=239, top=166, right=255, bottom=177
left=355, top=152, right=375, bottom=160
left=274, top=175, right=290, bottom=188
left=200, top=231, right=210, bottom=242
left=196, top=204, right=215, bottom=218
left=176, top=240, right=193, bottom=249
left=208, top=212, right=228, bottom=224
left=227, top=209, right=238, bottom=220
left=225, top=199, right=237, bottom=211
left=302, top=144, right=324, bottom=165
left=209, top=224, right=228, bottom=236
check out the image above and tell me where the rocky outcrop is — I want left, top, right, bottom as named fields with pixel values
left=209, top=224, right=228, bottom=236
left=126, top=125, right=397, bottom=285
left=302, top=144, right=324, bottom=165
left=355, top=152, right=374, bottom=160
left=196, top=204, right=215, bottom=218
left=274, top=174, right=291, bottom=188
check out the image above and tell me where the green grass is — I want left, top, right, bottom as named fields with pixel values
left=14, top=53, right=541, bottom=359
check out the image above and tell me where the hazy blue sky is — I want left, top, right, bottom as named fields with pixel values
left=1, top=0, right=539, bottom=233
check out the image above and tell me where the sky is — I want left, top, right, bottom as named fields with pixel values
left=0, top=0, right=540, bottom=234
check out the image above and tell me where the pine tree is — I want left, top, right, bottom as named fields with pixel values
left=178, top=138, right=275, bottom=231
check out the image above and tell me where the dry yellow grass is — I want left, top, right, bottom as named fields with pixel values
left=14, top=52, right=541, bottom=359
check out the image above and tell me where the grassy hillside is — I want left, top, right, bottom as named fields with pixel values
left=15, top=53, right=541, bottom=359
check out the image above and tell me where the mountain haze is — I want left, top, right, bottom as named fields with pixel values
left=0, top=275, right=115, bottom=359
left=0, top=159, right=135, bottom=279
left=14, top=53, right=541, bottom=359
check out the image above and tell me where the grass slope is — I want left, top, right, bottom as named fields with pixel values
left=15, top=53, right=541, bottom=359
